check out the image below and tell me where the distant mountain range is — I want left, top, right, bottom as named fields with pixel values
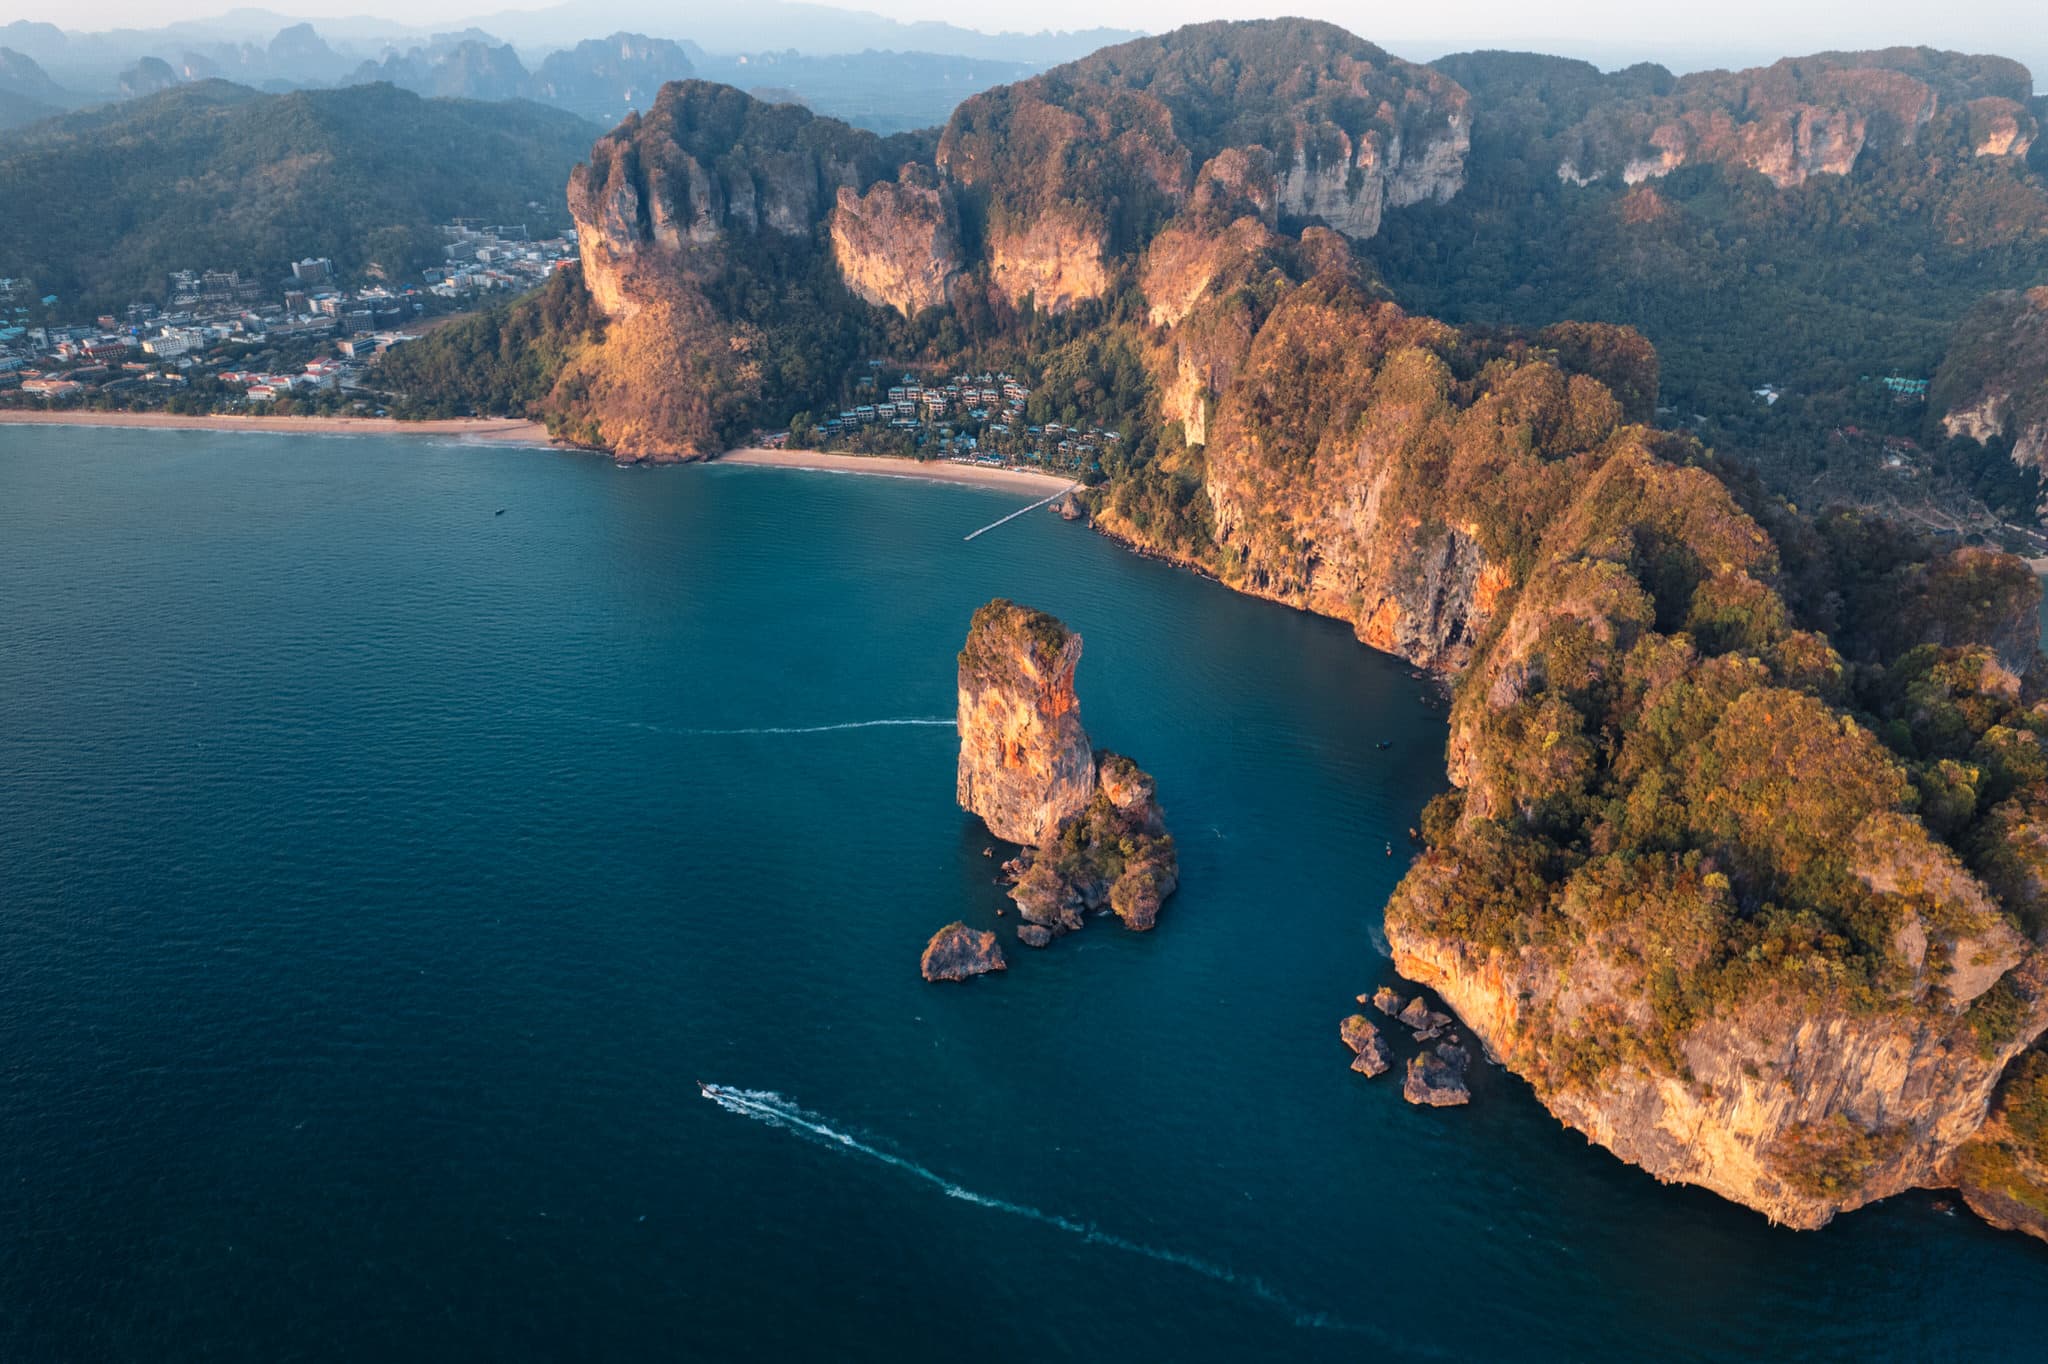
left=337, top=31, right=1033, bottom=131
left=0, top=5, right=1135, bottom=100
left=0, top=6, right=1097, bottom=134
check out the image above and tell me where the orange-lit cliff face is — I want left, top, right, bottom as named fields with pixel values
left=954, top=600, right=1096, bottom=847
left=954, top=601, right=1180, bottom=941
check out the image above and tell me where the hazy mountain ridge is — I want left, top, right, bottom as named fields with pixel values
left=0, top=6, right=1132, bottom=107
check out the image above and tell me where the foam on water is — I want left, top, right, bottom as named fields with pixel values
left=701, top=1084, right=1380, bottom=1339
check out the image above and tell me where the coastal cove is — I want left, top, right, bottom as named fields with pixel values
left=3, top=426, right=2046, bottom=1359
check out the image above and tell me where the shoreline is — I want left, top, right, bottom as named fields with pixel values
left=716, top=446, right=1080, bottom=494
left=0, top=409, right=553, bottom=444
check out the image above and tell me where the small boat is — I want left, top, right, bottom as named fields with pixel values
left=495, top=508, right=506, bottom=516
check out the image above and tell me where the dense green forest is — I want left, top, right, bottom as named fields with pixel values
left=1361, top=53, right=2048, bottom=527
left=0, top=81, right=598, bottom=314
left=378, top=269, right=606, bottom=421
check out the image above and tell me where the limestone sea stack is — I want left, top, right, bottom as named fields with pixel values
left=955, top=599, right=1096, bottom=846
left=955, top=599, right=1180, bottom=944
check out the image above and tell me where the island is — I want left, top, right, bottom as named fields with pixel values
left=953, top=599, right=1179, bottom=948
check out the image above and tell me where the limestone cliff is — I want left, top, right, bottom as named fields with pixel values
left=1278, top=107, right=1468, bottom=237
left=556, top=81, right=908, bottom=459
left=1486, top=48, right=2037, bottom=190
left=1194, top=275, right=1527, bottom=672
left=549, top=22, right=1470, bottom=455
left=910, top=17, right=1466, bottom=323
left=985, top=210, right=1112, bottom=316
left=1136, top=211, right=1317, bottom=446
left=1375, top=440, right=2048, bottom=1228
left=1932, top=286, right=2048, bottom=483
left=829, top=164, right=963, bottom=317
left=920, top=922, right=1007, bottom=982
left=1951, top=1049, right=2048, bottom=1241
left=1395, top=860, right=2046, bottom=1228
left=956, top=599, right=1096, bottom=846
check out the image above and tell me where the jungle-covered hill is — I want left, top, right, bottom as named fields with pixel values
left=0, top=80, right=599, bottom=313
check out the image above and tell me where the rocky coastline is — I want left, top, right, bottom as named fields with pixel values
left=528, top=16, right=2048, bottom=1241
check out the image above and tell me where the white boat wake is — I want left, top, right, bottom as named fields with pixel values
left=673, top=718, right=953, bottom=736
left=566, top=712, right=953, bottom=737
left=700, top=1083, right=1368, bottom=1334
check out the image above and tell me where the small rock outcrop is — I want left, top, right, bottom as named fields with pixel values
left=956, top=600, right=1180, bottom=943
left=921, top=922, right=1008, bottom=981
left=1399, top=996, right=1454, bottom=1039
left=1404, top=1050, right=1472, bottom=1107
left=1341, top=1014, right=1393, bottom=1077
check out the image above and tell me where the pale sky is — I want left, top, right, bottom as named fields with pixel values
left=11, top=0, right=2040, bottom=75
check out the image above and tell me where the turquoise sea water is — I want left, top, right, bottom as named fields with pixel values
left=1, top=426, right=2043, bottom=1360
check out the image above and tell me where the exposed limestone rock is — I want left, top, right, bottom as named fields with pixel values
left=956, top=599, right=1096, bottom=846
left=987, top=211, right=1111, bottom=315
left=1404, top=1051, right=1471, bottom=1107
left=1342, top=1015, right=1394, bottom=1077
left=557, top=82, right=899, bottom=459
left=1391, top=835, right=2048, bottom=1227
left=1968, top=97, right=2038, bottom=159
left=1278, top=113, right=1469, bottom=238
left=1371, top=986, right=1405, bottom=1018
left=921, top=922, right=1007, bottom=981
left=1933, top=287, right=2048, bottom=497
left=1852, top=812, right=2027, bottom=1002
left=1001, top=752, right=1180, bottom=935
left=1399, top=997, right=1454, bottom=1038
left=1943, top=392, right=2009, bottom=445
left=829, top=164, right=963, bottom=317
left=1198, top=277, right=1509, bottom=673
left=1540, top=50, right=2029, bottom=190
left=1017, top=923, right=1054, bottom=949
left=1951, top=1050, right=2048, bottom=1242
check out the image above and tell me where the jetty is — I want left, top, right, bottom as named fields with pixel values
left=963, top=484, right=1079, bottom=542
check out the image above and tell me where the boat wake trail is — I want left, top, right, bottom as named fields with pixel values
left=701, top=1084, right=1366, bottom=1334
left=674, top=718, right=953, bottom=736
left=569, top=713, right=953, bottom=738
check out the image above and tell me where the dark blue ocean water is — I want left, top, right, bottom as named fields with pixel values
left=0, top=426, right=2042, bottom=1361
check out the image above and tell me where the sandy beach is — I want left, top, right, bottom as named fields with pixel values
left=718, top=446, right=1078, bottom=493
left=0, top=409, right=553, bottom=444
